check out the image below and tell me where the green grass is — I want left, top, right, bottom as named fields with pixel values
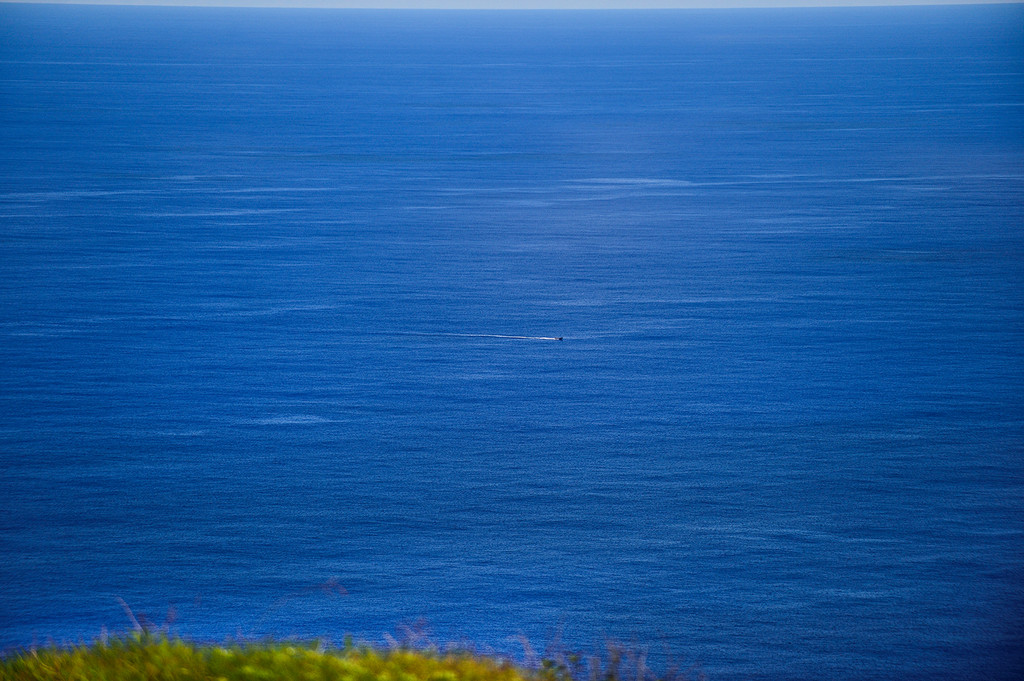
left=0, top=634, right=700, bottom=681
left=0, top=636, right=544, bottom=681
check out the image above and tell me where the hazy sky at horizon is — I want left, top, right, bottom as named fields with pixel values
left=0, top=0, right=1018, bottom=8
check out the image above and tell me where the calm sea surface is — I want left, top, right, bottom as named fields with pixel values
left=1, top=4, right=1022, bottom=679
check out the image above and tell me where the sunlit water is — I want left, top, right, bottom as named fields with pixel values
left=1, top=5, right=1022, bottom=680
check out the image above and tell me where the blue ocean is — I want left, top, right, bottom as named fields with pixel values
left=1, top=3, right=1022, bottom=679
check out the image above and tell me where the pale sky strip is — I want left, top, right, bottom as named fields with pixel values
left=1, top=0, right=1019, bottom=8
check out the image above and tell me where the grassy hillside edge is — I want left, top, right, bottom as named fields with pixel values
left=0, top=635, right=702, bottom=681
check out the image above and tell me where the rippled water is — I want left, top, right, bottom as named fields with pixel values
left=1, top=5, right=1022, bottom=679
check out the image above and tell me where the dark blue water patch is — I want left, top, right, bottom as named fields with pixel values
left=2, top=4, right=1023, bottom=680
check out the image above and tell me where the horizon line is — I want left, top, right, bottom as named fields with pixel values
left=1, top=0, right=1021, bottom=9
